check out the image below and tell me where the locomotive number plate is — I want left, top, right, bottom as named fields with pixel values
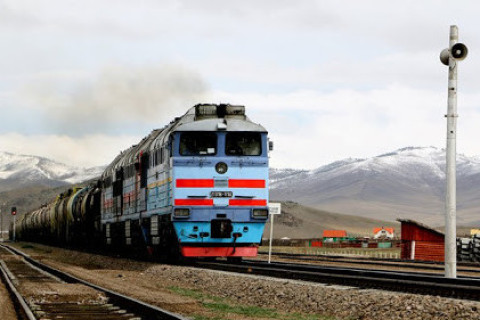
left=211, top=191, right=233, bottom=198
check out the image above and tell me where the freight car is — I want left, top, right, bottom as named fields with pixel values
left=14, top=104, right=272, bottom=259
left=15, top=186, right=101, bottom=247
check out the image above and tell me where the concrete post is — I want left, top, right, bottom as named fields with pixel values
left=441, top=25, right=468, bottom=278
left=445, top=25, right=458, bottom=278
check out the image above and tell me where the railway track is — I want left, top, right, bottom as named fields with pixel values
left=257, top=251, right=480, bottom=275
left=4, top=241, right=480, bottom=314
left=0, top=244, right=187, bottom=320
left=192, top=259, right=480, bottom=301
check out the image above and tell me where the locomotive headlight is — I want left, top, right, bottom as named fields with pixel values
left=215, top=162, right=228, bottom=174
left=252, top=209, right=268, bottom=219
left=174, top=208, right=190, bottom=218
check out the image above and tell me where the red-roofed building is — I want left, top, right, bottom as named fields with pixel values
left=373, top=227, right=395, bottom=239
left=323, top=230, right=347, bottom=242
left=398, top=219, right=444, bottom=262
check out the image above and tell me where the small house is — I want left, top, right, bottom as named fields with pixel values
left=322, top=230, right=347, bottom=243
left=373, top=227, right=395, bottom=239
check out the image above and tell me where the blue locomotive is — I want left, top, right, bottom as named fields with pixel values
left=15, top=104, right=272, bottom=259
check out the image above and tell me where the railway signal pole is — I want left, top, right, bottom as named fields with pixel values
left=11, top=206, right=16, bottom=242
left=0, top=202, right=6, bottom=241
left=440, top=25, right=468, bottom=278
left=0, top=205, right=2, bottom=241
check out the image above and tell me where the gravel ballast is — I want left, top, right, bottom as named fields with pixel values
left=147, top=264, right=480, bottom=320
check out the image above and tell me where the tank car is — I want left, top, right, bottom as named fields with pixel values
left=14, top=186, right=101, bottom=246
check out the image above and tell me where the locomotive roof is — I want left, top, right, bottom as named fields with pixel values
left=171, top=105, right=267, bottom=133
left=174, top=117, right=266, bottom=132
left=101, top=104, right=267, bottom=179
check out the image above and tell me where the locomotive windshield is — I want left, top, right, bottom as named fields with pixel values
left=180, top=132, right=217, bottom=156
left=226, top=132, right=261, bottom=156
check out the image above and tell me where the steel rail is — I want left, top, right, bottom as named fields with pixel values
left=0, top=260, right=37, bottom=320
left=1, top=244, right=188, bottom=320
left=191, top=259, right=480, bottom=301
left=258, top=251, right=480, bottom=274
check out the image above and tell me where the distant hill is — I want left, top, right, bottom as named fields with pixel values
left=263, top=201, right=399, bottom=239
left=0, top=184, right=69, bottom=230
left=4, top=146, right=480, bottom=237
left=0, top=151, right=103, bottom=230
left=270, top=147, right=480, bottom=227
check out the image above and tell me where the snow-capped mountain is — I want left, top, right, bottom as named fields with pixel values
left=3, top=147, right=480, bottom=227
left=270, top=147, right=480, bottom=226
left=0, top=151, right=104, bottom=192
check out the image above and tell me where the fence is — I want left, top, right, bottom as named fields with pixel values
left=258, top=245, right=401, bottom=259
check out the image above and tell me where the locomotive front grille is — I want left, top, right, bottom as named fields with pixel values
left=211, top=219, right=233, bottom=238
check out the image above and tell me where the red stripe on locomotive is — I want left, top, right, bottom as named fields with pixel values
left=229, top=199, right=267, bottom=206
left=176, top=179, right=215, bottom=188
left=174, top=199, right=214, bottom=206
left=228, top=179, right=265, bottom=188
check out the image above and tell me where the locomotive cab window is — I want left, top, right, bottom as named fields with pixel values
left=226, top=132, right=261, bottom=156
left=180, top=132, right=217, bottom=156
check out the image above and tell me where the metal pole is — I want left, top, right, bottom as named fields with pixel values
left=13, top=215, right=16, bottom=242
left=445, top=25, right=459, bottom=278
left=0, top=207, right=2, bottom=241
left=268, top=213, right=274, bottom=263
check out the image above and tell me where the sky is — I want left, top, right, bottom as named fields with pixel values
left=1, top=0, right=479, bottom=169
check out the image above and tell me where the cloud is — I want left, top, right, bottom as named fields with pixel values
left=209, top=84, right=480, bottom=169
left=22, top=64, right=209, bottom=135
left=0, top=132, right=142, bottom=168
left=3, top=0, right=473, bottom=46
left=5, top=76, right=480, bottom=171
left=197, top=46, right=479, bottom=95
left=0, top=2, right=42, bottom=29
left=1, top=0, right=479, bottom=171
left=8, top=83, right=477, bottom=170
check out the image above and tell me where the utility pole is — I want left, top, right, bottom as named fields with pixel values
left=440, top=25, right=468, bottom=278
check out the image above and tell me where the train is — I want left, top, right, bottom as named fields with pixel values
left=13, top=103, right=272, bottom=259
